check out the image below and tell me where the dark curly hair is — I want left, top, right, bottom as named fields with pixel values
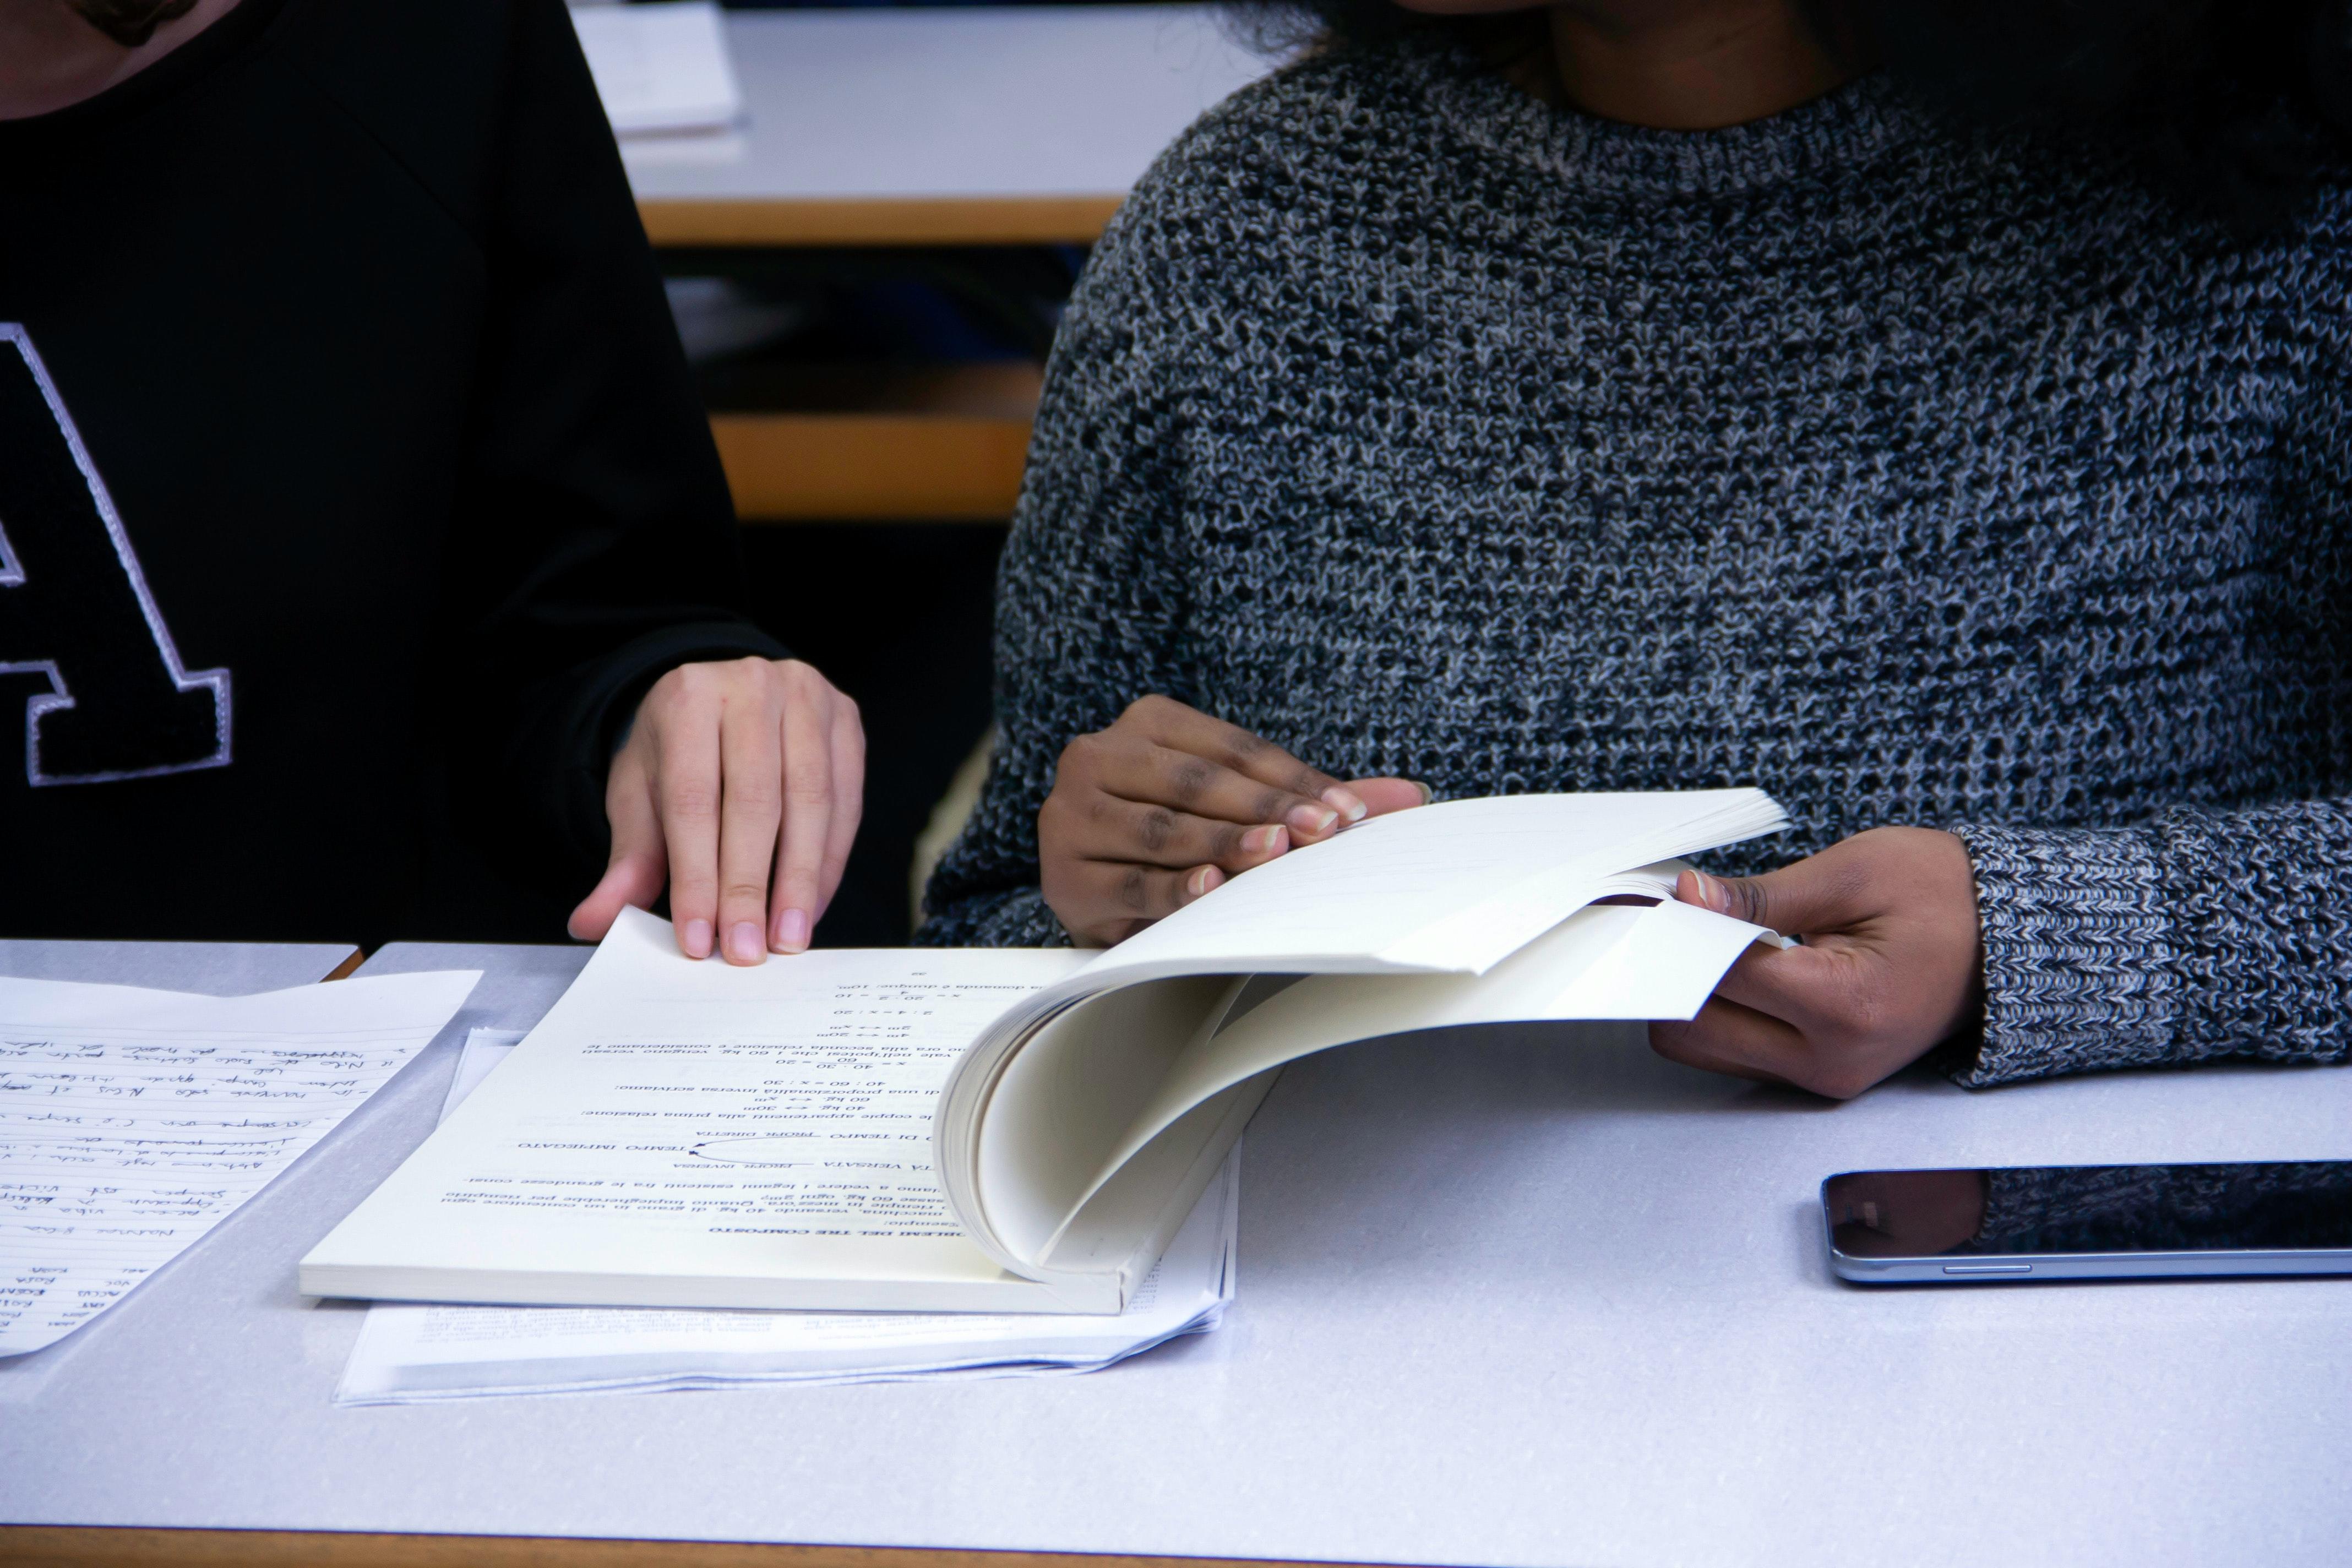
left=1231, top=0, right=2352, bottom=231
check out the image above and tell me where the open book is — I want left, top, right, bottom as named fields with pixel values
left=302, top=790, right=1785, bottom=1314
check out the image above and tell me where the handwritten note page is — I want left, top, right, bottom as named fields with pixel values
left=302, top=910, right=1093, bottom=1310
left=0, top=970, right=480, bottom=1357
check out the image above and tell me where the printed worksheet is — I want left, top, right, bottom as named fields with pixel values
left=0, top=970, right=479, bottom=1355
left=302, top=915, right=1097, bottom=1310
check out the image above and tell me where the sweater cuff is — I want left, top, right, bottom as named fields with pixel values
left=1948, top=823, right=2181, bottom=1087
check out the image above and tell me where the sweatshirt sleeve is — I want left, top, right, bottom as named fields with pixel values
left=1949, top=247, right=2352, bottom=1087
left=914, top=192, right=1201, bottom=948
left=438, top=0, right=784, bottom=884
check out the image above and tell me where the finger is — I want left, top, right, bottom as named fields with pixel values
left=654, top=696, right=725, bottom=960
left=1120, top=695, right=1365, bottom=831
left=714, top=680, right=786, bottom=966
left=1649, top=997, right=1809, bottom=1087
left=1705, top=939, right=1855, bottom=1036
left=1061, top=794, right=1294, bottom=872
left=569, top=752, right=668, bottom=941
left=768, top=677, right=835, bottom=955
left=1058, top=859, right=1208, bottom=946
left=812, top=696, right=864, bottom=924
left=1676, top=856, right=1871, bottom=941
left=1343, top=777, right=1431, bottom=819
left=1090, top=741, right=1343, bottom=842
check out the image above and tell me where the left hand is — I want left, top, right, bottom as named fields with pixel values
left=567, top=657, right=864, bottom=963
left=1648, top=826, right=1984, bottom=1099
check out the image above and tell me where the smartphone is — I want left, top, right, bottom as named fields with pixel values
left=1821, top=1160, right=2352, bottom=1283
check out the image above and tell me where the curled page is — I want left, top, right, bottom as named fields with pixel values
left=1020, top=899, right=1774, bottom=1272
left=936, top=789, right=1790, bottom=1287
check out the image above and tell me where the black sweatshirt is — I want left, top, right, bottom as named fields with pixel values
left=0, top=0, right=785, bottom=943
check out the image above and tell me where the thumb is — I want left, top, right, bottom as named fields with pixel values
left=1675, top=858, right=1860, bottom=940
left=568, top=775, right=669, bottom=941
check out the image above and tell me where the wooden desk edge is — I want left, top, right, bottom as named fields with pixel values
left=0, top=1528, right=1401, bottom=1568
left=639, top=195, right=1124, bottom=248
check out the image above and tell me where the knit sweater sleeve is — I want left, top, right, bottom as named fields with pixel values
left=1951, top=235, right=2352, bottom=1087
left=914, top=187, right=1201, bottom=948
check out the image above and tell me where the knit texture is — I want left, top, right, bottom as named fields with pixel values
left=919, top=42, right=2352, bottom=1088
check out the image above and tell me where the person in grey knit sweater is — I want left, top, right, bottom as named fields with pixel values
left=921, top=0, right=2352, bottom=1099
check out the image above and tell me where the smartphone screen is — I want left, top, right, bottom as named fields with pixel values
left=1821, top=1161, right=2352, bottom=1283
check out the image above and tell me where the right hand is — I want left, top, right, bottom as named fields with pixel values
left=569, top=657, right=864, bottom=965
left=1039, top=694, right=1428, bottom=946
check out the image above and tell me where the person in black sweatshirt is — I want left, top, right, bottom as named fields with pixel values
left=0, top=0, right=862, bottom=962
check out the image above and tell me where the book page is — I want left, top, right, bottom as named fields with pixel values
left=303, top=909, right=1093, bottom=1311
left=935, top=791, right=1788, bottom=1277
left=0, top=970, right=480, bottom=1357
left=1033, top=897, right=1772, bottom=1255
left=1080, top=791, right=1786, bottom=981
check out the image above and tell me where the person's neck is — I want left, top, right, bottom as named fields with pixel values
left=0, top=0, right=242, bottom=121
left=1544, top=0, right=1863, bottom=130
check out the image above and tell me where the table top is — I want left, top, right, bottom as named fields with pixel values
left=627, top=5, right=1272, bottom=246
left=0, top=939, right=358, bottom=994
left=8, top=938, right=2352, bottom=1566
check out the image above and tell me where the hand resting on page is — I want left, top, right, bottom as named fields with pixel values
left=1039, top=695, right=1428, bottom=946
left=569, top=657, right=864, bottom=966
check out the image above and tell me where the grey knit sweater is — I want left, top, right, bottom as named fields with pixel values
left=919, top=40, right=2352, bottom=1089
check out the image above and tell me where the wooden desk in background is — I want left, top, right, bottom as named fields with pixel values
left=625, top=6, right=1268, bottom=524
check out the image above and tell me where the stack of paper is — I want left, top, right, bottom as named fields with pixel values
left=569, top=1, right=743, bottom=138
left=335, top=1030, right=1234, bottom=1404
left=0, top=971, right=480, bottom=1358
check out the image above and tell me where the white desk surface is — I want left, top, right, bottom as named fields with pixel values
left=7, top=938, right=2352, bottom=1566
left=622, top=6, right=1272, bottom=203
left=0, top=938, right=355, bottom=994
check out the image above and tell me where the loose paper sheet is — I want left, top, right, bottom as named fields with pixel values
left=571, top=0, right=743, bottom=137
left=0, top=970, right=480, bottom=1357
left=337, top=1028, right=1235, bottom=1402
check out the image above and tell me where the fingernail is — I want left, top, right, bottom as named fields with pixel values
left=1243, top=824, right=1290, bottom=856
left=1413, top=781, right=1434, bottom=805
left=1187, top=865, right=1225, bottom=898
left=726, top=922, right=765, bottom=964
left=1320, top=786, right=1367, bottom=823
left=1286, top=802, right=1340, bottom=838
left=773, top=908, right=811, bottom=954
left=682, top=918, right=714, bottom=959
left=1692, top=872, right=1728, bottom=913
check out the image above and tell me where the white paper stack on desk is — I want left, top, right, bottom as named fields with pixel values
left=304, top=790, right=1789, bottom=1324
left=569, top=0, right=743, bottom=137
left=336, top=1030, right=1235, bottom=1403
